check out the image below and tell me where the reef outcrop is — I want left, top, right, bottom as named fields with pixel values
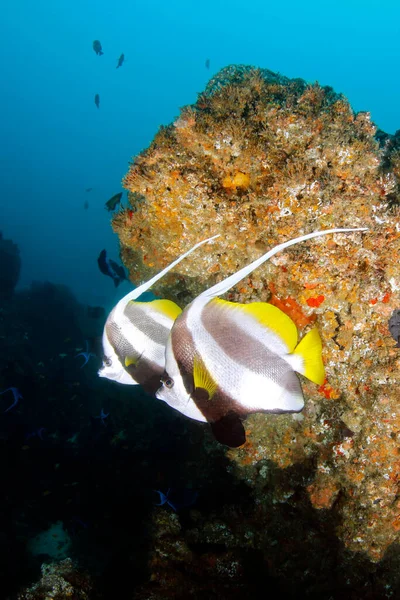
left=114, top=66, right=400, bottom=566
left=17, top=559, right=94, bottom=599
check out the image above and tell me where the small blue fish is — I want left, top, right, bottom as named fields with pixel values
left=97, top=249, right=127, bottom=287
left=153, top=488, right=198, bottom=512
left=0, top=387, right=22, bottom=413
left=75, top=340, right=96, bottom=367
left=25, top=427, right=46, bottom=442
left=94, top=408, right=109, bottom=426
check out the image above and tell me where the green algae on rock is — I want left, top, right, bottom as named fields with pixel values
left=114, top=65, right=400, bottom=563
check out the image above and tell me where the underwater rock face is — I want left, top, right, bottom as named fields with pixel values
left=116, top=66, right=400, bottom=563
left=0, top=232, right=21, bottom=300
left=27, top=520, right=71, bottom=560
left=17, top=558, right=93, bottom=599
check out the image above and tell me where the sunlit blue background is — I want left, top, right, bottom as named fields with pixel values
left=1, top=0, right=399, bottom=307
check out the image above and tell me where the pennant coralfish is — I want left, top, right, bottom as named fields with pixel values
left=156, top=228, right=368, bottom=447
left=98, top=235, right=219, bottom=394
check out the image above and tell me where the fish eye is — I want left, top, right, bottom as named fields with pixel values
left=104, top=357, right=112, bottom=367
left=163, top=377, right=174, bottom=389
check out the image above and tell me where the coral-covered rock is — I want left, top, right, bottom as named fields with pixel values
left=134, top=509, right=264, bottom=599
left=115, top=66, right=400, bottom=563
left=17, top=558, right=94, bottom=599
left=0, top=232, right=21, bottom=300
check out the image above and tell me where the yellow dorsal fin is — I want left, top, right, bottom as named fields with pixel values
left=129, top=299, right=182, bottom=320
left=292, top=327, right=325, bottom=385
left=212, top=298, right=298, bottom=352
left=193, top=355, right=218, bottom=400
left=148, top=299, right=182, bottom=319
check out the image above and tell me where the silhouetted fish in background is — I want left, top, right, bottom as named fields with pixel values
left=87, top=305, right=105, bottom=320
left=116, top=53, right=125, bottom=69
left=105, top=192, right=123, bottom=211
left=85, top=188, right=93, bottom=192
left=83, top=200, right=89, bottom=210
left=93, top=40, right=104, bottom=55
left=94, top=94, right=100, bottom=109
left=205, top=58, right=210, bottom=69
left=389, top=309, right=400, bottom=348
left=97, top=250, right=127, bottom=287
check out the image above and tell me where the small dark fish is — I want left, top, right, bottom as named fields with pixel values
left=93, top=40, right=104, bottom=56
left=85, top=188, right=93, bottom=192
left=94, top=94, right=100, bottom=109
left=205, top=58, right=210, bottom=69
left=116, top=53, right=125, bottom=69
left=87, top=305, right=105, bottom=320
left=105, top=192, right=123, bottom=211
left=389, top=309, right=400, bottom=348
left=84, top=200, right=89, bottom=210
left=97, top=249, right=127, bottom=287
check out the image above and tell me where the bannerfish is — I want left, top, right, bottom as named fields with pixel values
left=99, top=235, right=220, bottom=394
left=116, top=53, right=125, bottom=68
left=105, top=192, right=123, bottom=211
left=156, top=227, right=368, bottom=447
left=94, top=94, right=100, bottom=109
left=97, top=249, right=127, bottom=287
left=93, top=40, right=104, bottom=56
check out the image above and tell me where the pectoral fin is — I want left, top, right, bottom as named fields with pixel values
left=193, top=355, right=218, bottom=400
left=125, top=356, right=139, bottom=368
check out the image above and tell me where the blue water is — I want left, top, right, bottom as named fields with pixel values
left=1, top=0, right=399, bottom=307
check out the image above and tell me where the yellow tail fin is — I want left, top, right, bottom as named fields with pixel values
left=293, top=328, right=325, bottom=385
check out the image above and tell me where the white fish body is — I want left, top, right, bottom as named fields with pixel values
left=99, top=235, right=219, bottom=393
left=187, top=300, right=306, bottom=411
